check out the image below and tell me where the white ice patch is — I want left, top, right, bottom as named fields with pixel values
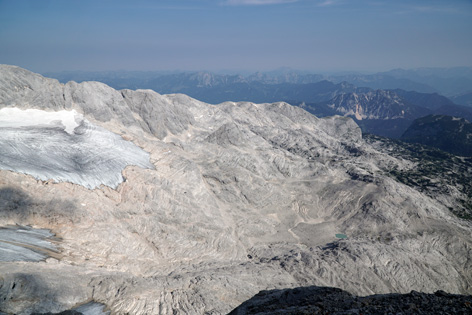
left=0, top=108, right=81, bottom=134
left=0, top=225, right=57, bottom=262
left=0, top=108, right=154, bottom=189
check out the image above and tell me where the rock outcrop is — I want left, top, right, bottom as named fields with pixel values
left=327, top=89, right=429, bottom=120
left=0, top=65, right=471, bottom=314
left=229, top=286, right=472, bottom=314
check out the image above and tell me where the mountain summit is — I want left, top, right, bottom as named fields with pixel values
left=327, top=89, right=428, bottom=120
left=0, top=65, right=471, bottom=314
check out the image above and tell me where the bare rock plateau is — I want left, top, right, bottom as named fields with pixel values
left=0, top=65, right=471, bottom=314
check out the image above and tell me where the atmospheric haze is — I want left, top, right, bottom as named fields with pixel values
left=0, top=0, right=471, bottom=73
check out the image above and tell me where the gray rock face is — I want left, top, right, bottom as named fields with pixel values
left=0, top=64, right=471, bottom=314
left=327, top=90, right=428, bottom=120
left=120, top=89, right=196, bottom=139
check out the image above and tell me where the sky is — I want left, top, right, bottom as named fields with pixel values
left=0, top=0, right=471, bottom=73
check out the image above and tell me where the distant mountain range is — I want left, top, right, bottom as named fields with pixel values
left=44, top=67, right=472, bottom=140
left=44, top=66, right=472, bottom=100
left=327, top=90, right=428, bottom=120
left=379, top=67, right=472, bottom=97
left=44, top=70, right=358, bottom=104
left=451, top=92, right=472, bottom=108
left=311, top=89, right=472, bottom=138
left=328, top=73, right=438, bottom=94
left=401, top=115, right=472, bottom=157
left=315, top=90, right=430, bottom=138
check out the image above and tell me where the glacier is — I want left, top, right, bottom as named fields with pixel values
left=0, top=225, right=58, bottom=262
left=0, top=107, right=153, bottom=189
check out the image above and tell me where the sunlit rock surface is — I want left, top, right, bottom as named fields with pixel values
left=0, top=65, right=471, bottom=314
left=0, top=108, right=153, bottom=189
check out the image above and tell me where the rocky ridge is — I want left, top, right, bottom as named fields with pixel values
left=401, top=115, right=472, bottom=157
left=0, top=65, right=471, bottom=314
left=229, top=286, right=472, bottom=314
left=326, top=90, right=429, bottom=121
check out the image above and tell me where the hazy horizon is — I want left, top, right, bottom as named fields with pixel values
left=1, top=0, right=471, bottom=73
left=37, top=65, right=472, bottom=78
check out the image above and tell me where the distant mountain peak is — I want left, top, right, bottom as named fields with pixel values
left=327, top=89, right=427, bottom=121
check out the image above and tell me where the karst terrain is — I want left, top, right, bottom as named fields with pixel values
left=0, top=65, right=471, bottom=314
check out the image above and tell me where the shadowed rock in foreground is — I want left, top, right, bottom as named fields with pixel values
left=230, top=286, right=472, bottom=315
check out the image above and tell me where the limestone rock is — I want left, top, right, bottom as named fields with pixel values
left=0, top=65, right=471, bottom=314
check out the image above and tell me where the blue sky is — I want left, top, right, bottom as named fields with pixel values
left=0, top=0, right=471, bottom=73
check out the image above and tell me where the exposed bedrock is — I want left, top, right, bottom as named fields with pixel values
left=229, top=285, right=472, bottom=314
left=0, top=65, right=471, bottom=314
